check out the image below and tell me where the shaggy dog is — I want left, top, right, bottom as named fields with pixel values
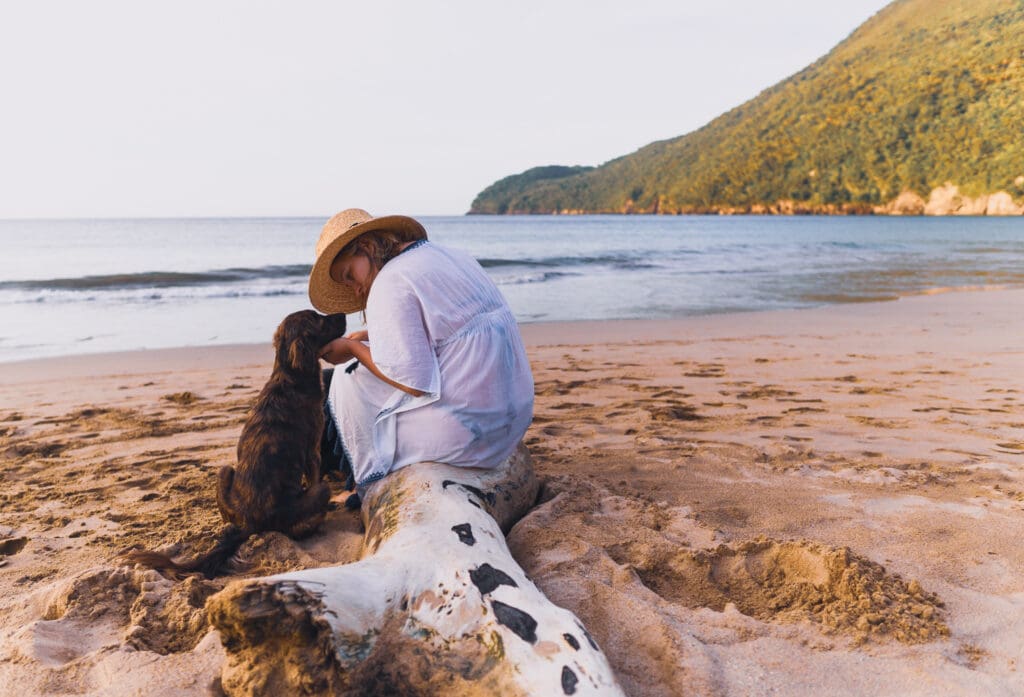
left=125, top=309, right=348, bottom=578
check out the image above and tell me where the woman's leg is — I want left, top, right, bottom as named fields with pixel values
left=320, top=367, right=361, bottom=509
left=327, top=359, right=397, bottom=510
left=320, top=368, right=349, bottom=482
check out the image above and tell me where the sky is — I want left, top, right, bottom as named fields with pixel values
left=0, top=0, right=892, bottom=218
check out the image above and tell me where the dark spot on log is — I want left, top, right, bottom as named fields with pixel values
left=491, top=600, right=537, bottom=643
left=470, top=563, right=518, bottom=595
left=561, top=665, right=578, bottom=694
left=577, top=622, right=598, bottom=650
left=400, top=595, right=408, bottom=611
left=442, top=479, right=496, bottom=506
left=451, top=523, right=475, bottom=546
left=563, top=633, right=580, bottom=650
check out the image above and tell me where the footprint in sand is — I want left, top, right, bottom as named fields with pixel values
left=0, top=537, right=28, bottom=557
left=784, top=406, right=826, bottom=414
left=118, top=476, right=154, bottom=488
left=162, top=392, right=203, bottom=406
left=648, top=389, right=694, bottom=399
left=736, top=385, right=797, bottom=400
left=536, top=379, right=588, bottom=396
left=680, top=363, right=726, bottom=378
left=5, top=440, right=70, bottom=459
left=648, top=405, right=702, bottom=422
left=848, top=415, right=909, bottom=429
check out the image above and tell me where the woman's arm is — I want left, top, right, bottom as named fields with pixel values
left=319, top=337, right=426, bottom=397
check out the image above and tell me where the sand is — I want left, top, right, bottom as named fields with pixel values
left=1, top=288, right=1023, bottom=695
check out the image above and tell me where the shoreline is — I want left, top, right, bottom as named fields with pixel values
left=4, top=285, right=1022, bottom=381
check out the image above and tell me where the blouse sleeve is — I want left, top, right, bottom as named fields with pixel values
left=364, top=271, right=439, bottom=395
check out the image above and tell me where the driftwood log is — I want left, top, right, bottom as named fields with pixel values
left=207, top=444, right=625, bottom=696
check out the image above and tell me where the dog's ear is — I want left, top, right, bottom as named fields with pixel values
left=288, top=338, right=306, bottom=372
left=273, top=324, right=290, bottom=367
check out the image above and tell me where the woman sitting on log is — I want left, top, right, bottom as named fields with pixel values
left=309, top=208, right=535, bottom=506
left=208, top=213, right=621, bottom=695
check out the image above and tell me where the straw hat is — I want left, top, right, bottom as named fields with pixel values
left=308, top=208, right=426, bottom=314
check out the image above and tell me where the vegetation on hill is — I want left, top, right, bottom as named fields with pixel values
left=470, top=0, right=1024, bottom=214
left=472, top=166, right=594, bottom=214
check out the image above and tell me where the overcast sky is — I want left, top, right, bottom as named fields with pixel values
left=0, top=0, right=892, bottom=218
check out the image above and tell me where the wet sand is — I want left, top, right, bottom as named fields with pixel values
left=1, top=288, right=1023, bottom=695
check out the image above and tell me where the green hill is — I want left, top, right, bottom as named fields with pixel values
left=470, top=0, right=1024, bottom=215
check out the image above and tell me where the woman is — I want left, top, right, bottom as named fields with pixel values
left=308, top=208, right=534, bottom=503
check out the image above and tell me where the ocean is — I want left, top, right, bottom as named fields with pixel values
left=1, top=215, right=1022, bottom=363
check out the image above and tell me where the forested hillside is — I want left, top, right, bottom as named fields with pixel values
left=470, top=0, right=1024, bottom=215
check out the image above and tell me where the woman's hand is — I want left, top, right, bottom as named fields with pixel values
left=346, top=329, right=369, bottom=343
left=319, top=337, right=358, bottom=365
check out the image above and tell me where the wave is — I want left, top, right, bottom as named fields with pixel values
left=797, top=292, right=901, bottom=304
left=917, top=283, right=1011, bottom=296
left=797, top=281, right=1021, bottom=306
left=0, top=264, right=310, bottom=292
left=0, top=257, right=610, bottom=305
left=0, top=254, right=656, bottom=295
left=953, top=246, right=1021, bottom=254
left=478, top=254, right=660, bottom=270
left=492, top=270, right=578, bottom=286
left=3, top=282, right=308, bottom=305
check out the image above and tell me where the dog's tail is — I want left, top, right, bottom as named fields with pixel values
left=122, top=524, right=250, bottom=579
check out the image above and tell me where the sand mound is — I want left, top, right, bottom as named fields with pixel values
left=7, top=568, right=226, bottom=695
left=235, top=531, right=319, bottom=577
left=43, top=566, right=145, bottom=624
left=519, top=476, right=947, bottom=643
left=24, top=522, right=360, bottom=662
left=40, top=566, right=220, bottom=655
left=509, top=474, right=950, bottom=697
left=127, top=574, right=220, bottom=653
left=609, top=537, right=948, bottom=644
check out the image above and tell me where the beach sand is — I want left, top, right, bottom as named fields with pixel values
left=1, top=289, right=1023, bottom=695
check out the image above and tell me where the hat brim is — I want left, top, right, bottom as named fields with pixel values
left=308, top=215, right=426, bottom=314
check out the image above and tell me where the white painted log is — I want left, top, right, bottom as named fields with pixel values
left=207, top=444, right=625, bottom=696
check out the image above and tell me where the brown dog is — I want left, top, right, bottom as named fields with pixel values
left=125, top=309, right=348, bottom=578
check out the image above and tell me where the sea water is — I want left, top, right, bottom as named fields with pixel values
left=1, top=215, right=1022, bottom=362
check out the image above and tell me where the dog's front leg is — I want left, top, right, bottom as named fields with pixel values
left=287, top=481, right=331, bottom=538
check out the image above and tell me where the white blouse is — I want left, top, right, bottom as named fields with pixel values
left=327, top=241, right=534, bottom=488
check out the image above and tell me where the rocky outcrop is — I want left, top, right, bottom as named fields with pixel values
left=876, top=191, right=926, bottom=216
left=924, top=183, right=985, bottom=215
left=503, top=186, right=1023, bottom=216
left=920, top=183, right=1023, bottom=216
left=984, top=191, right=1024, bottom=216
